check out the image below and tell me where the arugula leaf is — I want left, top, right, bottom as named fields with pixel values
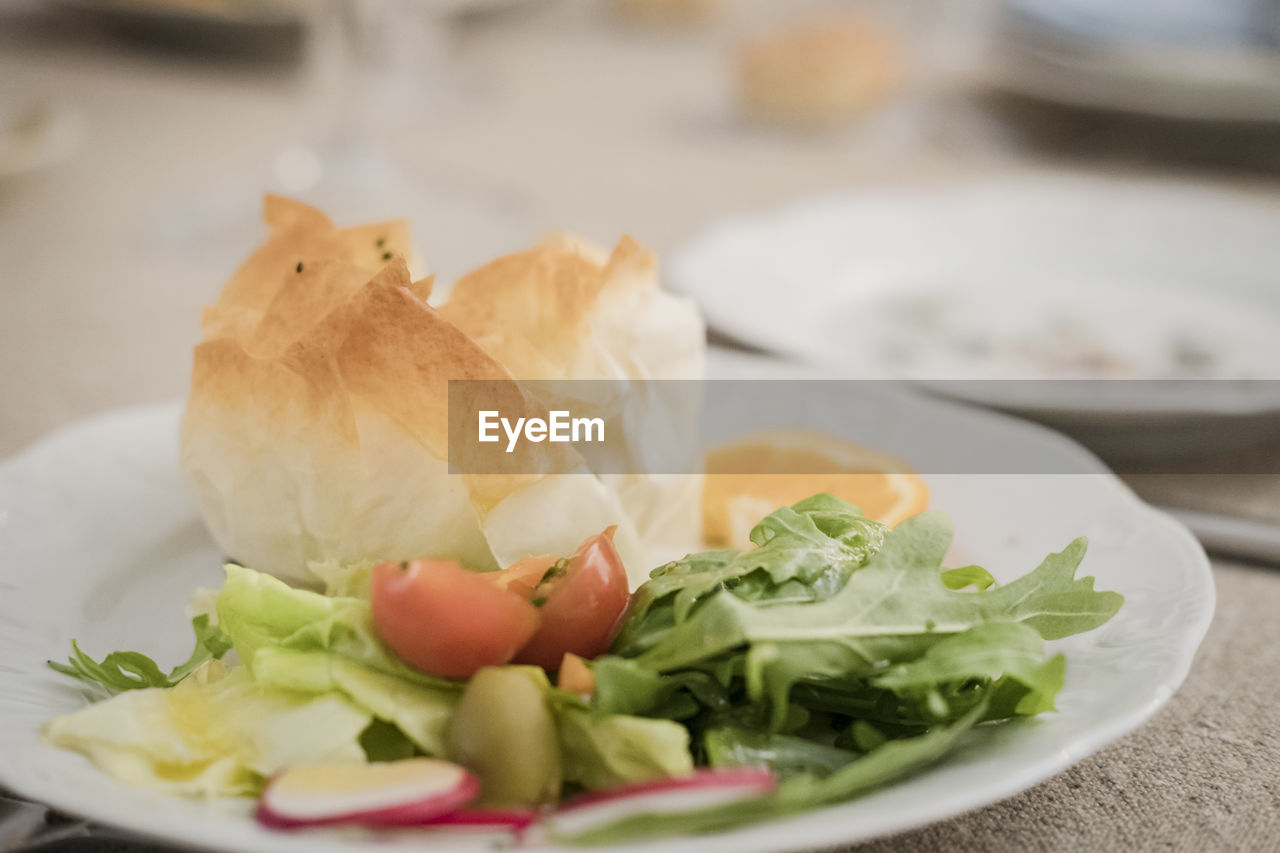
left=551, top=702, right=987, bottom=846
left=704, top=727, right=857, bottom=778
left=871, top=622, right=1065, bottom=719
left=788, top=699, right=986, bottom=804
left=572, top=498, right=1122, bottom=845
left=590, top=656, right=732, bottom=719
left=48, top=614, right=232, bottom=692
left=615, top=495, right=885, bottom=656
left=628, top=512, right=1121, bottom=724
left=848, top=720, right=888, bottom=752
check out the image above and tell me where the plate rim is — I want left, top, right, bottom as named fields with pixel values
left=988, top=7, right=1280, bottom=123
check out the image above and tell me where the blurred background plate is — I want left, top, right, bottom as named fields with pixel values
left=989, top=0, right=1280, bottom=122
left=671, top=171, right=1280, bottom=456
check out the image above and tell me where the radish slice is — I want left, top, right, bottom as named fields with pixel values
left=544, top=768, right=776, bottom=838
left=257, top=759, right=479, bottom=829
left=421, top=808, right=541, bottom=831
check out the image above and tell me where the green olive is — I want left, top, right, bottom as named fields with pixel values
left=446, top=666, right=562, bottom=807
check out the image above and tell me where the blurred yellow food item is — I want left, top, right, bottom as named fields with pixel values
left=737, top=18, right=899, bottom=128
left=703, top=430, right=929, bottom=549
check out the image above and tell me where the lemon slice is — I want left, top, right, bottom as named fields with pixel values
left=703, top=429, right=930, bottom=549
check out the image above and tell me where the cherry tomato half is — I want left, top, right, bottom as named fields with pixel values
left=511, top=529, right=631, bottom=671
left=371, top=559, right=540, bottom=680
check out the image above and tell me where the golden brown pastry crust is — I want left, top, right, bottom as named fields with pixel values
left=180, top=197, right=703, bottom=584
left=182, top=198, right=577, bottom=579
left=441, top=234, right=658, bottom=380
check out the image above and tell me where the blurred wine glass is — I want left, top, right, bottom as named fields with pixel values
left=149, top=0, right=532, bottom=284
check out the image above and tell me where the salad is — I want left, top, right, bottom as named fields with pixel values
left=45, top=494, right=1123, bottom=845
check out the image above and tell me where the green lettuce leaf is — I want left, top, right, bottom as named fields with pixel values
left=308, top=558, right=376, bottom=598
left=41, top=660, right=370, bottom=797
left=215, top=565, right=456, bottom=690
left=558, top=708, right=694, bottom=790
left=250, top=647, right=457, bottom=756
left=213, top=565, right=464, bottom=757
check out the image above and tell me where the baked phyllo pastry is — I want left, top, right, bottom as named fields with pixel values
left=180, top=197, right=703, bottom=587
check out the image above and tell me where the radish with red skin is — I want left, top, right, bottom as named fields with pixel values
left=256, top=759, right=480, bottom=829
left=544, top=768, right=777, bottom=838
left=420, top=808, right=541, bottom=832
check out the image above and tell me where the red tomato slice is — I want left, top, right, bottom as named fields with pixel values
left=371, top=559, right=540, bottom=680
left=511, top=528, right=631, bottom=671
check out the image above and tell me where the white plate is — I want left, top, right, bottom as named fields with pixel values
left=672, top=174, right=1280, bottom=420
left=989, top=0, right=1280, bottom=123
left=0, top=389, right=1213, bottom=852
